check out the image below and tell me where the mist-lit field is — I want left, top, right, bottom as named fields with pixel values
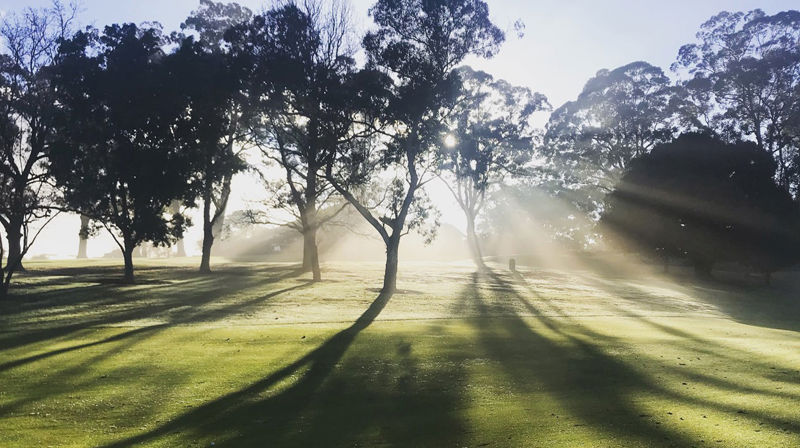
left=1, top=259, right=798, bottom=448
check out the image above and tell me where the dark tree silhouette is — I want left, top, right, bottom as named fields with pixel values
left=228, top=1, right=355, bottom=282
left=673, top=9, right=800, bottom=194
left=602, top=133, right=800, bottom=281
left=174, top=0, right=252, bottom=273
left=325, top=0, right=505, bottom=294
left=441, top=66, right=548, bottom=268
left=50, top=24, right=194, bottom=282
left=0, top=1, right=76, bottom=296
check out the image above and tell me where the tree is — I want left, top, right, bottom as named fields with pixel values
left=325, top=0, right=504, bottom=293
left=0, top=1, right=76, bottom=296
left=175, top=0, right=253, bottom=273
left=543, top=61, right=675, bottom=194
left=673, top=9, right=800, bottom=194
left=50, top=24, right=194, bottom=282
left=602, top=133, right=800, bottom=281
left=228, top=1, right=356, bottom=281
left=440, top=66, right=548, bottom=268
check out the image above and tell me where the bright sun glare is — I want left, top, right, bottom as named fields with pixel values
left=444, top=134, right=457, bottom=148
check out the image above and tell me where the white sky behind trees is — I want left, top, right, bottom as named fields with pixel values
left=4, top=0, right=797, bottom=258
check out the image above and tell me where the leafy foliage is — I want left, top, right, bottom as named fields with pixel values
left=673, top=9, right=800, bottom=193
left=602, top=133, right=800, bottom=276
left=50, top=24, right=195, bottom=279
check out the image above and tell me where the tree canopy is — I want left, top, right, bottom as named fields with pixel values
left=602, top=133, right=800, bottom=280
left=50, top=24, right=194, bottom=282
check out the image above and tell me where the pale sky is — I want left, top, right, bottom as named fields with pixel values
left=3, top=0, right=797, bottom=259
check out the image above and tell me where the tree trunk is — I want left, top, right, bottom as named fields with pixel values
left=7, top=223, right=24, bottom=272
left=382, top=235, right=401, bottom=294
left=302, top=225, right=321, bottom=282
left=301, top=166, right=322, bottom=281
left=663, top=255, right=669, bottom=273
left=176, top=239, right=187, bottom=257
left=466, top=213, right=486, bottom=269
left=122, top=243, right=135, bottom=283
left=77, top=215, right=90, bottom=259
left=200, top=226, right=213, bottom=273
left=200, top=186, right=214, bottom=274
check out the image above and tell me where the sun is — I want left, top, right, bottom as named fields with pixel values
left=443, top=134, right=457, bottom=148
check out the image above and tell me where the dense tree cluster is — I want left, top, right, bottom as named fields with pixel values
left=2, top=1, right=800, bottom=296
left=602, top=133, right=800, bottom=282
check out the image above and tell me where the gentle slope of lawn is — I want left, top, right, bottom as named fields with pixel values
left=0, top=259, right=798, bottom=447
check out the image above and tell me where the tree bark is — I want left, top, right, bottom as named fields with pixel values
left=122, top=242, right=135, bottom=283
left=200, top=187, right=214, bottom=274
left=6, top=222, right=24, bottom=272
left=302, top=225, right=321, bottom=282
left=382, top=235, right=400, bottom=294
left=300, top=163, right=322, bottom=281
left=77, top=215, right=90, bottom=259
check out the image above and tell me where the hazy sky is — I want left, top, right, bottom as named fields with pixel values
left=3, top=0, right=797, bottom=258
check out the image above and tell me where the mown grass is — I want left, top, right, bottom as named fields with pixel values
left=0, top=258, right=798, bottom=447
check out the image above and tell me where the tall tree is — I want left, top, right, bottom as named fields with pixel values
left=540, top=61, right=675, bottom=244
left=673, top=9, right=800, bottom=194
left=176, top=0, right=253, bottom=272
left=51, top=24, right=194, bottom=282
left=543, top=61, right=675, bottom=194
left=326, top=0, right=504, bottom=293
left=229, top=1, right=356, bottom=281
left=0, top=1, right=76, bottom=289
left=441, top=66, right=548, bottom=268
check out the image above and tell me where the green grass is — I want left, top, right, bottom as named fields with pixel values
left=0, top=258, right=799, bottom=447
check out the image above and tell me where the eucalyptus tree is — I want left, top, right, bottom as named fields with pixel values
left=172, top=0, right=253, bottom=273
left=0, top=1, right=77, bottom=288
left=673, top=9, right=800, bottom=194
left=543, top=61, right=675, bottom=195
left=228, top=1, right=359, bottom=281
left=325, top=0, right=505, bottom=294
left=441, top=66, right=548, bottom=268
left=50, top=24, right=194, bottom=282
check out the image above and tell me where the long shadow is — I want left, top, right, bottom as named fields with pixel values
left=0, top=268, right=315, bottom=419
left=99, top=289, right=395, bottom=447
left=483, top=268, right=800, bottom=442
left=462, top=269, right=700, bottom=447
left=0, top=280, right=313, bottom=375
left=0, top=265, right=305, bottom=352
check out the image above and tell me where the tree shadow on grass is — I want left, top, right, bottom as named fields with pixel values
left=0, top=265, right=306, bottom=352
left=94, top=288, right=468, bottom=447
left=457, top=270, right=697, bottom=447
left=473, top=268, right=800, bottom=445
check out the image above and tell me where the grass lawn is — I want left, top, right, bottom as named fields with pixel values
left=0, top=258, right=799, bottom=447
